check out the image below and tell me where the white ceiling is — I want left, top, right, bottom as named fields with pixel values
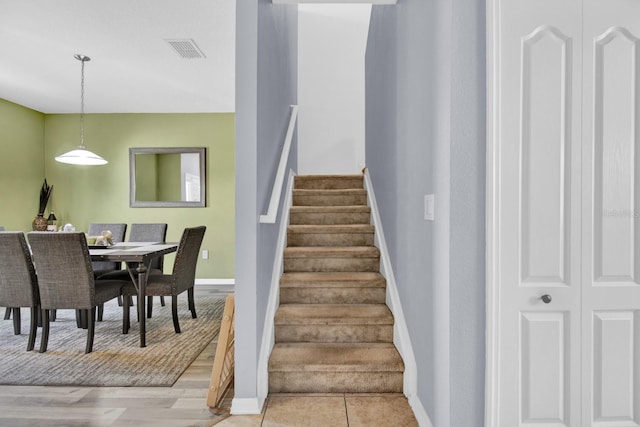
left=0, top=0, right=236, bottom=114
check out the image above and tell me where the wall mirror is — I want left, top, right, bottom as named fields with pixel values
left=129, top=147, right=206, bottom=208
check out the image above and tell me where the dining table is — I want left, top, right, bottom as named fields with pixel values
left=89, top=242, right=178, bottom=347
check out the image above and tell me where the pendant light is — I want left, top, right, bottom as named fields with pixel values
left=55, top=54, right=108, bottom=166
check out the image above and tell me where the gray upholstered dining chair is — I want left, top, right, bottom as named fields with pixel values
left=122, top=226, right=206, bottom=334
left=28, top=232, right=128, bottom=354
left=0, top=232, right=40, bottom=351
left=97, top=223, right=168, bottom=313
left=88, top=223, right=127, bottom=276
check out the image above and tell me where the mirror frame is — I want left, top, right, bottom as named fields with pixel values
left=129, top=147, right=206, bottom=208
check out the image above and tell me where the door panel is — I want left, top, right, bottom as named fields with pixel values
left=521, top=26, right=572, bottom=286
left=496, top=0, right=582, bottom=425
left=592, top=311, right=640, bottom=426
left=592, top=27, right=640, bottom=283
left=583, top=1, right=640, bottom=426
left=520, top=312, right=570, bottom=424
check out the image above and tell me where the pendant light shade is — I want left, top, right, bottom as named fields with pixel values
left=55, top=147, right=108, bottom=165
left=55, top=54, right=108, bottom=166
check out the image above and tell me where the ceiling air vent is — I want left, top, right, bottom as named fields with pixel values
left=165, top=39, right=206, bottom=59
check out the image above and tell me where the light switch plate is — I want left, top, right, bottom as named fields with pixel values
left=424, top=194, right=435, bottom=221
left=202, top=250, right=209, bottom=259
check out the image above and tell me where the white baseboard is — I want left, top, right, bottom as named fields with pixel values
left=364, top=169, right=433, bottom=427
left=194, top=278, right=235, bottom=286
left=256, top=170, right=296, bottom=406
left=230, top=397, right=263, bottom=415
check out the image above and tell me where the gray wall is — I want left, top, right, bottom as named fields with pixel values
left=449, top=1, right=486, bottom=426
left=366, top=0, right=485, bottom=425
left=235, top=0, right=297, bottom=402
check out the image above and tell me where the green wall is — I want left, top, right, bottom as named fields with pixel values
left=0, top=99, right=45, bottom=231
left=0, top=99, right=234, bottom=279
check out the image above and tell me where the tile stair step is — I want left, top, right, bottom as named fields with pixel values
left=292, top=189, right=368, bottom=207
left=268, top=343, right=404, bottom=392
left=269, top=342, right=404, bottom=373
left=287, top=225, right=374, bottom=247
left=284, top=246, right=380, bottom=259
left=283, top=246, right=380, bottom=273
left=268, top=371, right=404, bottom=393
left=274, top=304, right=394, bottom=343
left=289, top=206, right=371, bottom=225
left=280, top=272, right=386, bottom=288
left=294, top=174, right=364, bottom=190
left=275, top=304, right=393, bottom=325
left=280, top=272, right=386, bottom=304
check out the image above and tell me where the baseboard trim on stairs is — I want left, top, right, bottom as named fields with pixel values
left=230, top=397, right=264, bottom=415
left=255, top=169, right=296, bottom=411
left=364, top=169, right=433, bottom=427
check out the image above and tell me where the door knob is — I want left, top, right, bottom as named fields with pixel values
left=541, top=294, right=552, bottom=304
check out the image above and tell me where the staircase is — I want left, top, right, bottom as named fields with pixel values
left=268, top=174, right=404, bottom=393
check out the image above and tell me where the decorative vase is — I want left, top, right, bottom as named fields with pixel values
left=33, top=214, right=48, bottom=231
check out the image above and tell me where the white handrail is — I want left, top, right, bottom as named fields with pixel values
left=259, top=105, right=299, bottom=224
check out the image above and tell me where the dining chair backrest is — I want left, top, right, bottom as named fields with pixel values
left=0, top=232, right=39, bottom=308
left=28, top=232, right=97, bottom=310
left=129, top=223, right=168, bottom=270
left=88, top=223, right=127, bottom=272
left=170, top=226, right=206, bottom=294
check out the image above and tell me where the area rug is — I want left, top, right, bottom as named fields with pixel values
left=0, top=295, right=226, bottom=387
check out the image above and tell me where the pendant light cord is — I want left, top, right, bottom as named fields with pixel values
left=79, top=56, right=85, bottom=148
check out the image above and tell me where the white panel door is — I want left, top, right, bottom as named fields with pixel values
left=582, top=1, right=640, bottom=426
left=495, top=0, right=582, bottom=425
left=492, top=0, right=640, bottom=426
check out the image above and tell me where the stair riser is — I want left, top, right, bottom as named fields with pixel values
left=295, top=178, right=364, bottom=190
left=275, top=325, right=393, bottom=343
left=287, top=233, right=374, bottom=247
left=280, top=287, right=386, bottom=304
left=269, top=372, right=403, bottom=393
left=289, top=212, right=371, bottom=225
left=293, top=195, right=367, bottom=206
left=284, top=258, right=380, bottom=273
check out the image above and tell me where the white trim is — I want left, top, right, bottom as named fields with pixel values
left=259, top=105, right=299, bottom=224
left=274, top=0, right=396, bottom=4
left=364, top=169, right=433, bottom=427
left=256, top=170, right=296, bottom=409
left=230, top=397, right=263, bottom=415
left=194, top=278, right=235, bottom=286
left=485, top=0, right=500, bottom=425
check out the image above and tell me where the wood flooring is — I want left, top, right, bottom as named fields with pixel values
left=0, top=285, right=233, bottom=427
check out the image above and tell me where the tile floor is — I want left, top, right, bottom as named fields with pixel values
left=215, top=393, right=418, bottom=427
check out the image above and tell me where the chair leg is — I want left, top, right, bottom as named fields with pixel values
left=39, top=309, right=50, bottom=353
left=117, top=295, right=123, bottom=307
left=171, top=295, right=181, bottom=333
left=98, top=303, right=104, bottom=321
left=12, top=308, right=21, bottom=335
left=50, top=309, right=57, bottom=321
left=188, top=288, right=197, bottom=319
left=86, top=307, right=96, bottom=354
left=147, top=296, right=153, bottom=318
left=76, top=309, right=88, bottom=329
left=123, top=295, right=130, bottom=334
left=160, top=296, right=166, bottom=307
left=27, top=307, right=37, bottom=351
left=4, top=307, right=11, bottom=320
